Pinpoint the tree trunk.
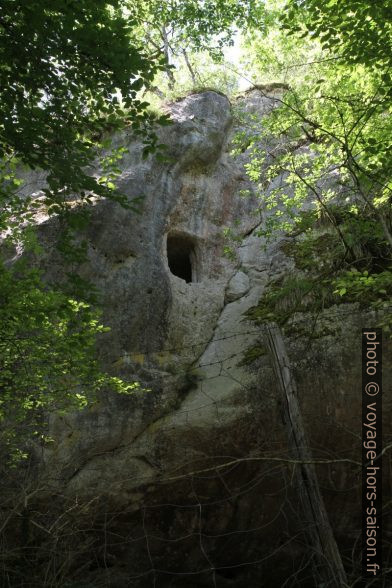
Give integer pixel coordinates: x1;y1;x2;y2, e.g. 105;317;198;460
161;26;175;90
182;49;197;86
265;322;348;587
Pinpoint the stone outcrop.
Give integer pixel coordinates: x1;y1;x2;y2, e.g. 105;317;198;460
13;90;391;587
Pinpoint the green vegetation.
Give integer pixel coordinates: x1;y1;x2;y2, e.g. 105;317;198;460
239;0;392;339
0;260;140;464
0;0;158;464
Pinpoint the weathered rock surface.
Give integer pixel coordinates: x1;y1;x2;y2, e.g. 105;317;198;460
14;89;391;587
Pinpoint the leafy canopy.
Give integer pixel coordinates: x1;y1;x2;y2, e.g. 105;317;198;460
129;0;264;99
282;0;392;71
239;0;392;335
0;0;172;222
0;259;140;464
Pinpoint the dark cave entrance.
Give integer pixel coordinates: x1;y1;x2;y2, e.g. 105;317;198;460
166;233;197;283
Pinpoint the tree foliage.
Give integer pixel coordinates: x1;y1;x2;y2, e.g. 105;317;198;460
0;0;154;462
240;0;392;335
283;0;392;70
131;0;264;97
0;259;140;464
0;0;169;214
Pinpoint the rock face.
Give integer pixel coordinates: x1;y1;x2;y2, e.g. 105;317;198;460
19;90;391;587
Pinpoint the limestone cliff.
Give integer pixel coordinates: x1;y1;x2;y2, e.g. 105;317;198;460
9;90;391;587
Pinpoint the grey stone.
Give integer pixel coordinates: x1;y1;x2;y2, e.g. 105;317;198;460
7;88;390;587
225;270;250;302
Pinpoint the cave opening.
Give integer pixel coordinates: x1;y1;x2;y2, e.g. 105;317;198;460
167;234;197;283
